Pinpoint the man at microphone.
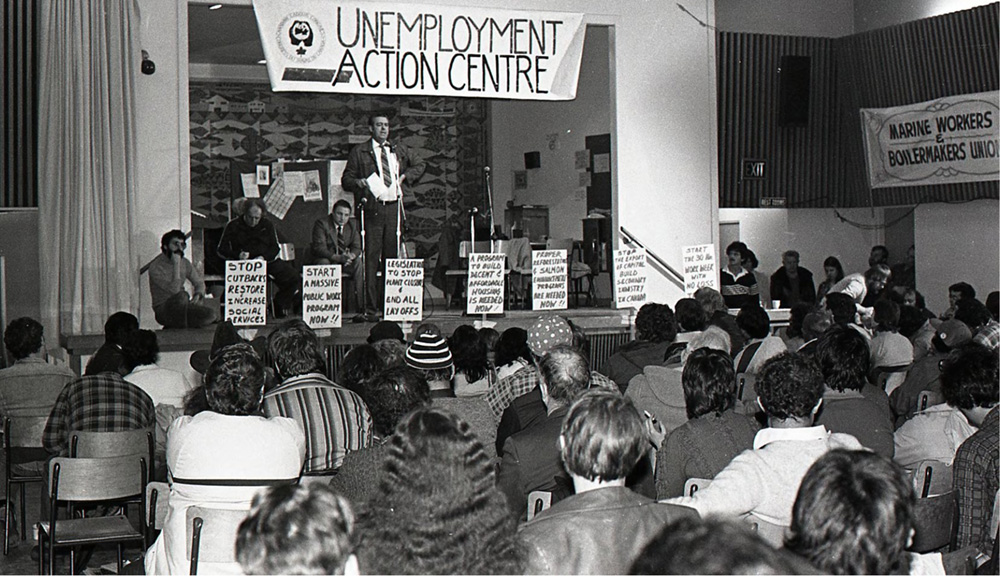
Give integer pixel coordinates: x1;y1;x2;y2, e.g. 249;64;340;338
342;113;425;317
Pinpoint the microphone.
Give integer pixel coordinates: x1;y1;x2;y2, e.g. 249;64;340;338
469;207;479;215
360;196;369;205
484;166;491;174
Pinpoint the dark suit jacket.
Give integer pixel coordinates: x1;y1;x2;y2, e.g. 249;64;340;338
311;216;361;262
341;138;425;211
497;406;573;521
769;266;816;308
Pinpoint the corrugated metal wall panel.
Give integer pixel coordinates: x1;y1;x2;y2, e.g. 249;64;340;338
2;0;37;209
719;3;999;209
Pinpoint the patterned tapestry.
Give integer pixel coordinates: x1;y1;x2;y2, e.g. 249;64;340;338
189;83;489;260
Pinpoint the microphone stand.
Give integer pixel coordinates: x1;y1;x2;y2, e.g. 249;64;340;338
484;166;498;250
353;198;379;323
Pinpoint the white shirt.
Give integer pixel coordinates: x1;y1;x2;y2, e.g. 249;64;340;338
370;139;399;201
894;404;976;468
125;364;195;408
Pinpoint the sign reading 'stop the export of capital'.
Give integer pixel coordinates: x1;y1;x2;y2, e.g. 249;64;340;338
253;0;587;100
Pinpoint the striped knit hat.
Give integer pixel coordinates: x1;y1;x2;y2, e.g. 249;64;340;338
405;333;453;370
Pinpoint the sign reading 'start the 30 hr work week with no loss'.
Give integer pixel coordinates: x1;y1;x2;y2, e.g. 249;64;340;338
226;260;268;326
467;253;506;314
302;265;342;329
682;244;718;297
532;249;567;310
384;259;424;322
614;248;647;310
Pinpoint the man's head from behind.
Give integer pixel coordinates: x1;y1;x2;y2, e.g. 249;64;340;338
941;343;999;426
736;304;770;340
815;325;869;393
104;311;138;346
954;297;993;330
755;352;824;422
824;292;857;325
538;345;590;411
785;449;914;575
694;287;727;315
121;329;159;371
236;483;358;576
268;320;325;380
682;347;737;420
205;344;266;416
560;391;646;483
634;303;677;344
4;317;44;360
675;298;707;332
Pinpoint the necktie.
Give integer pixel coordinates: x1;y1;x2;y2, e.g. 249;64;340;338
380;144;392;188
336;225;344;253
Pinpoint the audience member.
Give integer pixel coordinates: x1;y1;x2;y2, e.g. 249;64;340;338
890;318;972;425
893;343;989;467
479;326;500;365
986;290;999;321
370;338;406;367
519;392;696;574
780;302;812;352
626;327;730;437
869;244;890;268
955;297;1000;351
673;297;708;350
264;320;372;475
815;256;845;302
494;327;532;381
663;353;863;545
497;345;591;520
770;250;816;308
940;281;977;320
217;198;301;317
785;449;927;575
236;483;359;576
337;344;386;398
949;345;999;555
797;309;832;356
144;344;305;575
122;329;194;408
603;303;677;393
329;365;429;506
899;304;937;361
355;408;523;574
813;326;894;458
828;264;891;320
84;311;138;375
889;244;916;294
148;229;218;328
1;317;76;421
720;242;758;309
732;304;786;376
631;515;817;574
656;348;759;498
366;319;405;344
694;287;745;354
869;300;914;391
904;288;937;320
826;290;873;344
449;324;495;397
412;321;442;340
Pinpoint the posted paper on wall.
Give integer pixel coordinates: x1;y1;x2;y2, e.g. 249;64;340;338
532;249;567;310
302;265;342;329
682;244;718;296
467;253;506;314
614;248;647;310
384;259;424;322
225;260;268;326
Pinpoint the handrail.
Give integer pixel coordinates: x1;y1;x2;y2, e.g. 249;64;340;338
619;226;686;289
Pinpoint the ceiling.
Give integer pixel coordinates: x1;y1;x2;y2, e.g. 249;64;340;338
188;4;264;66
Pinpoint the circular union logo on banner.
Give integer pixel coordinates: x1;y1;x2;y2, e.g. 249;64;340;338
276;13;325;63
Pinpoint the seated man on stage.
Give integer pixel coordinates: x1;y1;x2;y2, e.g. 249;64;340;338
311;199;363;311
218;198;301;318
149;229;219;329
342;113;425;317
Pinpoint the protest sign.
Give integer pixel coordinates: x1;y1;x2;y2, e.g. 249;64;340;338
614;248;647;310
682;244;718;296
302;265;342;329
252;0;586;100
225;260;268;326
532;249;567;310
384;259;424;322
467;253;506;314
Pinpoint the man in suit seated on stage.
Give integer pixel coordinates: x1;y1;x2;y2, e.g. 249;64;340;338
311;199;363;311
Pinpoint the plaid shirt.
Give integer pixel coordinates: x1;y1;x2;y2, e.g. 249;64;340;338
262;373;373;473
485;364;618;420
42;372;155;456
953;406;999;554
973;320;1000;351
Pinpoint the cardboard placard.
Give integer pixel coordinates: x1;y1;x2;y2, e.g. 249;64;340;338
532;249;568;310
682;244;718;296
225;260;268;326
302;265;342;329
614;248;647;310
467;253;506;315
384;259;424;322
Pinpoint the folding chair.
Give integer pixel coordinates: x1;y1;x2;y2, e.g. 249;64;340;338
736;373;757;402
145;481;170;541
37;455;148;575
917;389;945;412
910;459;953;498
186;505;252;575
526;491;552;521
683;477;711;497
3;416;48;555
70;427;156;482
906;459;957;553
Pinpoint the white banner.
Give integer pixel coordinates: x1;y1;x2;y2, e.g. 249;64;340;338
252;0;586;100
302;265;343;329
861;91;999;188
384;258;424;322
682;244;717;297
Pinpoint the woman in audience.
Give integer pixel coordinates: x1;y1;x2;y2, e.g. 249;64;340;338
329;365;430;506
494;327;532;381
354;407;524;574
145;344;306;575
449;324;495;397
338;344;386;398
816;256;845;301
869;300;914;379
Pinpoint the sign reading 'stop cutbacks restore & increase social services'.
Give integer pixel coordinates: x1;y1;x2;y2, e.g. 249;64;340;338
252;0;586;100
861;91;999;189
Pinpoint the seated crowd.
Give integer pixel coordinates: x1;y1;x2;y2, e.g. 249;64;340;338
0;241;997;575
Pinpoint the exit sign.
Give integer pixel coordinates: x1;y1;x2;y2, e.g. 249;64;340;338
742;159;766;180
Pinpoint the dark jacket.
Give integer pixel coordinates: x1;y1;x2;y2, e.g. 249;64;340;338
497;407;573;521
341;138;425;213
602;340;670;393
519;486;697;575
217;216;281;261
310;216;361;262
769;266;816;308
